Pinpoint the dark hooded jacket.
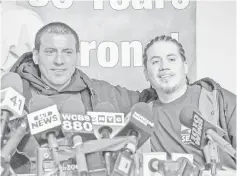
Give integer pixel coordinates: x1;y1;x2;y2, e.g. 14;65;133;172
9;52;140;174
10;52;140;114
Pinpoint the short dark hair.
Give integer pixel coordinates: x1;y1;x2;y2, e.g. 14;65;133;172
143;35;186;69
34;22;79;52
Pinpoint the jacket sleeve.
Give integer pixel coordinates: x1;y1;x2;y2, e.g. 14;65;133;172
226;105;236;149
91;79;140;114
139;87;158;103
222;88;236;149
113;84;140;113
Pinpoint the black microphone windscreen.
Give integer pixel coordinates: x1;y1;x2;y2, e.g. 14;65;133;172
130;102;153;121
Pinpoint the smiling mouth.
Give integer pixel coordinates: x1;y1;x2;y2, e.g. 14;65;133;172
158;75;173;79
51;69;66;72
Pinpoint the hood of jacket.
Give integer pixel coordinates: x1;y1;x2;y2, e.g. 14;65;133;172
10;52;95;96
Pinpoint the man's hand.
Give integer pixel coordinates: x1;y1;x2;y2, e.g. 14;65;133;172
139;88;158;103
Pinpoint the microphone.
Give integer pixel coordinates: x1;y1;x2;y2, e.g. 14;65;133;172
148;157;199;176
0;72;25;144
111;132;137;176
148;158;167;174
27;95;64;173
179;107;237;159
89;102;125;176
60;97;96;176
0;118;28;176
87;102;125;140
111;102;154;176
1;118;28;170
116;102;154;149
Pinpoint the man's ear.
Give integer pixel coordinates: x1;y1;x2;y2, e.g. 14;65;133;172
184;61;188;75
33;49;39;65
144;68;149;81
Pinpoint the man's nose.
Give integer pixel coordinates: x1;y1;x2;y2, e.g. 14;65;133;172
54;52;65;65
159;59;169;70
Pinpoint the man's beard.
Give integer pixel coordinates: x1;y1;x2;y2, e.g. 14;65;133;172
160;84;178;94
156;79;184;94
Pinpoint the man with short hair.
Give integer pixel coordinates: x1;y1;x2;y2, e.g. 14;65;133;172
139;35;236;170
10;22;140;174
11;22;139;111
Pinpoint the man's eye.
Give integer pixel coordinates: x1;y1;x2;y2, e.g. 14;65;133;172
64;50;73;55
152;60;160;65
45;50;55;55
168;57;176;62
